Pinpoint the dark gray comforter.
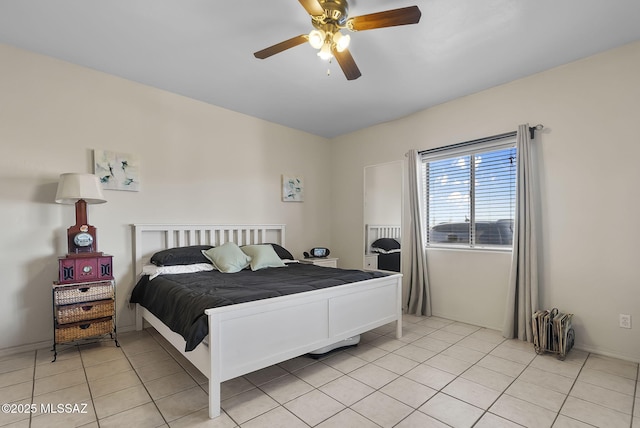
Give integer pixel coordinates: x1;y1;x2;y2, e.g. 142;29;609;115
130;263;388;351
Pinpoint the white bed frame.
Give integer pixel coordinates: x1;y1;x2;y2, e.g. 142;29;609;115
365;224;402;253
132;224;403;418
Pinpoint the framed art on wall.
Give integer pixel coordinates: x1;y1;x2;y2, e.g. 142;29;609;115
94;150;140;191
282;174;304;202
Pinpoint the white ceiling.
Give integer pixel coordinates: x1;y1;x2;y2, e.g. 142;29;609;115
1;0;639;138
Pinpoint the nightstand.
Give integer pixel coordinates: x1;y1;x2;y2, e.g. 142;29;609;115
52;254;118;361
364;254;378;270
299;257;338;268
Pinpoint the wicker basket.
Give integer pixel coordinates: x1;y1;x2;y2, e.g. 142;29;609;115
55;317;113;343
54;281;114;305
56;299;114;325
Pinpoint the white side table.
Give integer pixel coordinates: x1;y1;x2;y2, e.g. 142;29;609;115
364;254;378;270
299;257;338;268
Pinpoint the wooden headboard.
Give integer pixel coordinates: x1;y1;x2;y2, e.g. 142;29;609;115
132;224;286;280
365;224;401;253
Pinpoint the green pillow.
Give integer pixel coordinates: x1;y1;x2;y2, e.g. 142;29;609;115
201;242;251;273
242;244;287;271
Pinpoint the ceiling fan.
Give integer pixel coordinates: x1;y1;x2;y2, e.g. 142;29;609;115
253;0;422;80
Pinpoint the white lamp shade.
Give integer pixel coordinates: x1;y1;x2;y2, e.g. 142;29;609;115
317;43;333;60
55;173;107;204
333;32;350;52
308;29;325;49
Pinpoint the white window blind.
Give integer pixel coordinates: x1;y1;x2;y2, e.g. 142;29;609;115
422;134;517;248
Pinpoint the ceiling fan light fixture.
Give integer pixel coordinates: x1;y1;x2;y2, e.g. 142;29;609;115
253;1;422;81
333;32;350;52
308;29;325;49
317;43;333;60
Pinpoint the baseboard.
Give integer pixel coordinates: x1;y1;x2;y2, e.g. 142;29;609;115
118;321;151;332
0;324;140;359
430;311;502;332
573;343;640;364
0;339;51;359
431;312;640;364
117;324;138;334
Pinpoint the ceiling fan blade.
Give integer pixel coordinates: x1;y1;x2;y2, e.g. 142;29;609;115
298;0;324;16
347;5;421;31
254;35;308;59
333;47;361;80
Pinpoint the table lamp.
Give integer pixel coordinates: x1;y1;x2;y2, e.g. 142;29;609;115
55;173;106;256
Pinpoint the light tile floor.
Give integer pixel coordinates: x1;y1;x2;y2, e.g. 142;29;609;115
1;315;638;427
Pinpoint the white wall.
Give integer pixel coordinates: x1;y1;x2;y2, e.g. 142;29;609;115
0;44;331;353
364;161;402;226
330;41;640;362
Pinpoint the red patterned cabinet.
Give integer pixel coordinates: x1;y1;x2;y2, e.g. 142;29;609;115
58;254;113;284
52;254;118;361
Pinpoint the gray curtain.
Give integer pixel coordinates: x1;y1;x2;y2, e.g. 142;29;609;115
502;124;539;341
406;149;431;316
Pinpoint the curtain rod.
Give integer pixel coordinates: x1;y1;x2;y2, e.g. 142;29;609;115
416;124;544;156
418;131;515;156
529;124;544;139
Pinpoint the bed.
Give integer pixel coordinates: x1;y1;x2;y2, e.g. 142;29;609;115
365;224;402;272
131;223;403;418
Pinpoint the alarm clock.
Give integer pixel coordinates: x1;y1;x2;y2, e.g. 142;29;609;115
304;247;330;258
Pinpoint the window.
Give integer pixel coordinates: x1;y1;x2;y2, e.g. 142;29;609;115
422;134;516;249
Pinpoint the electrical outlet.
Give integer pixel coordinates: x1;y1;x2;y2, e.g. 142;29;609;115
619;314;631;329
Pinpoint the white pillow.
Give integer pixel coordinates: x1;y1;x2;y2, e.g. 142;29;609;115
371;247;401;255
142;263;214;280
241;244;286;271
202;242;252;273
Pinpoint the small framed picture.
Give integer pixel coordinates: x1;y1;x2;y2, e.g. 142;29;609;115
282;175;304;202
94;149;140;191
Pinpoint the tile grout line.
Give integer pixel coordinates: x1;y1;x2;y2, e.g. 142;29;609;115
145;329;217;425
367;320;450;426
383;319;505;427
118;330;173;427
236;321;427;427
630;364;639;428
439;330;519;428
317;320;437;428
250;367;316;427
394;321;592;427
421;321;509;427
225;327;393;427
78;344;103;428
29;349;37;427
466;338;524;428
370;318;464;427
548;351;590;428
413;329;484;427
165;334;224;417
559;355;639;426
